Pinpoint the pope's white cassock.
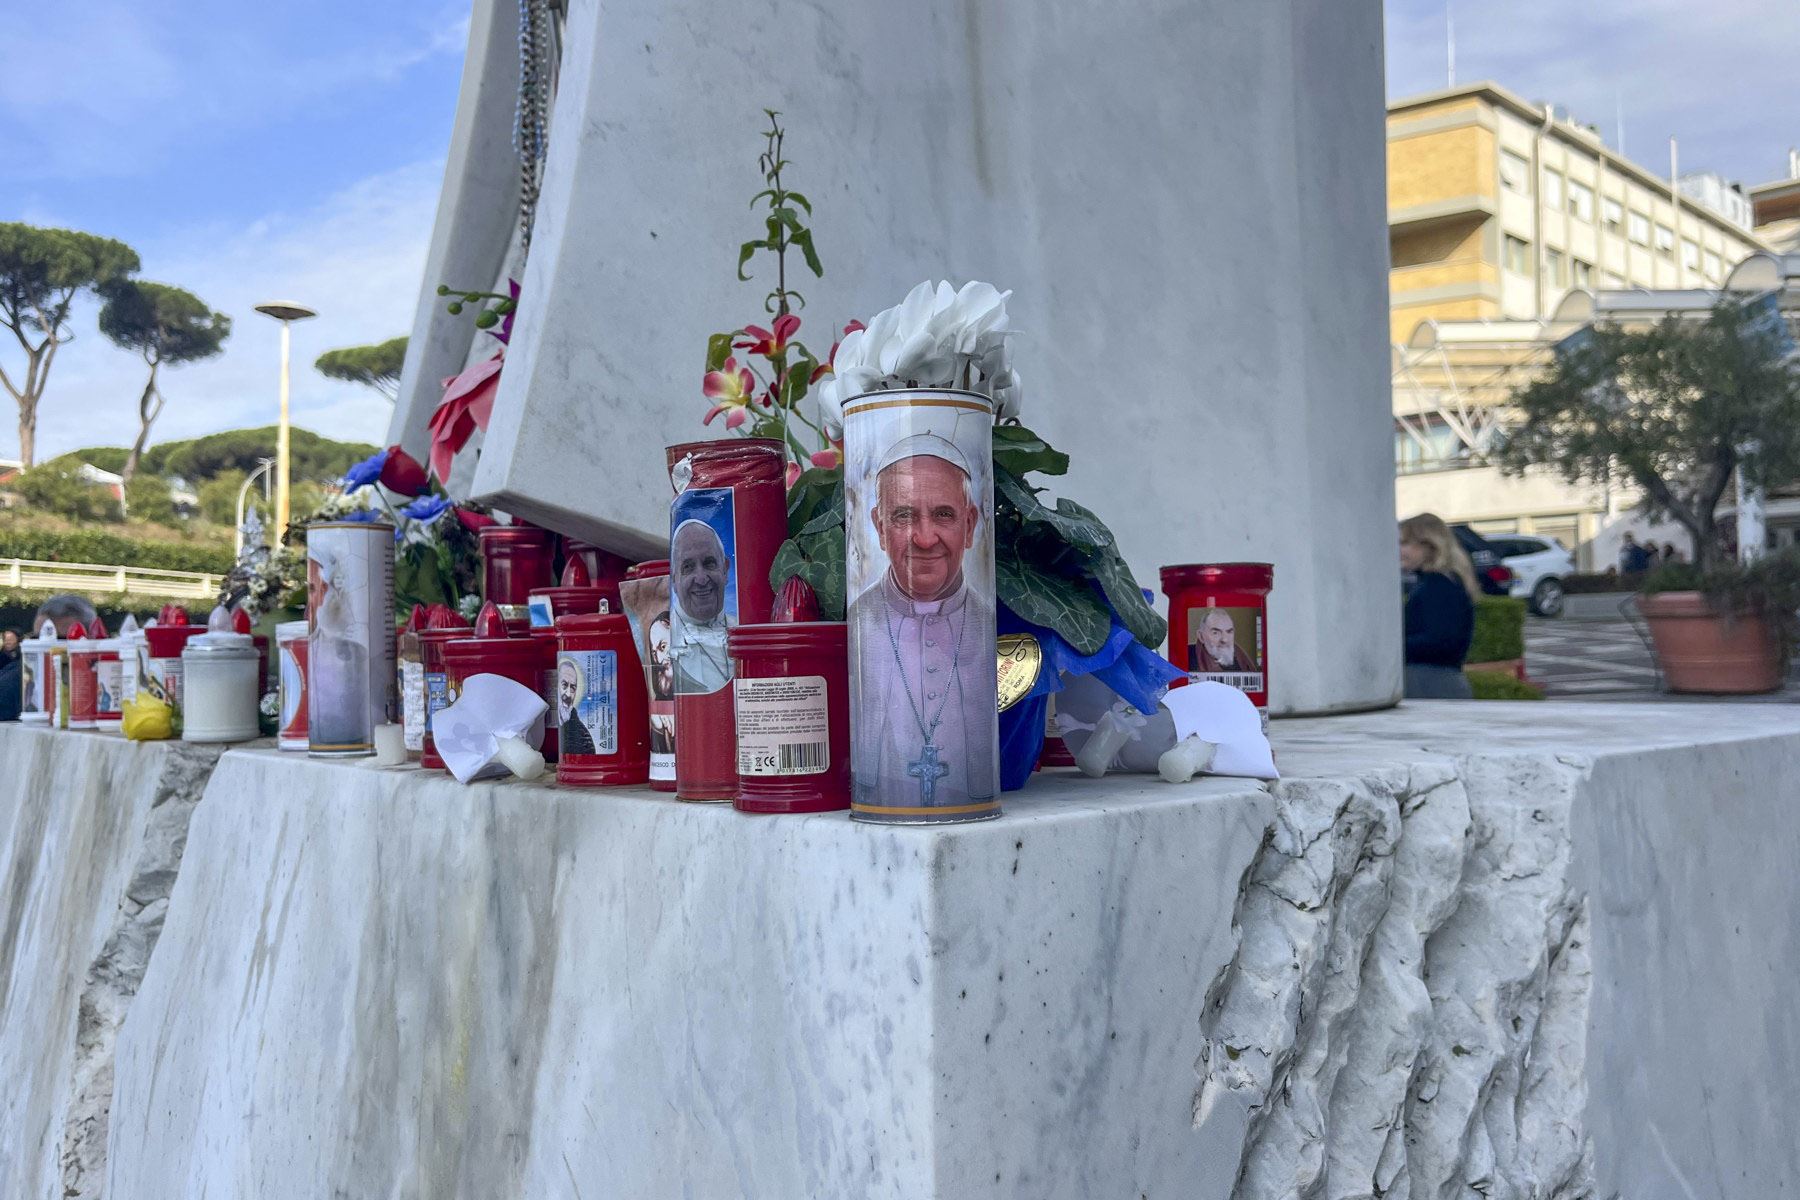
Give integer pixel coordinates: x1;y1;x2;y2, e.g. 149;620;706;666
672;599;733;694
849;571;998;809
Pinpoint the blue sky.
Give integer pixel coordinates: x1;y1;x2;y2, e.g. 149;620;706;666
1386;0;1800;185
0;0;467;463
4;2;1797;465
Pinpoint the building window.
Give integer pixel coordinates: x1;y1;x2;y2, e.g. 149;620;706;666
1603;197;1625;232
1504;235;1531;274
1568;180;1595;222
1682;239;1701;271
1705;250;1723;278
1628;211;1651;245
1500;149;1530;192
1602;270;1626;288
1394;417;1469;474
1572;259;1593;290
1542;168;1564;209
1655;224;1675;256
1545;248;1565;287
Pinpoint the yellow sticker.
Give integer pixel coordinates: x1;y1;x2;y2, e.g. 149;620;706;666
996;633;1042;713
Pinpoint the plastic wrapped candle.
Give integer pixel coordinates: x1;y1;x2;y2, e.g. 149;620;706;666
180;629;261;743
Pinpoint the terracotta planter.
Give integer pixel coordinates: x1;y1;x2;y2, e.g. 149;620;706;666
1638;591;1784;694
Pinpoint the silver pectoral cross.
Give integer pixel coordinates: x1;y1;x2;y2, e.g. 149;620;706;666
907;742;951;804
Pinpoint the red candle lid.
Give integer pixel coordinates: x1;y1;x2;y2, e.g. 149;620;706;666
88;615;110;639
729;621;847;657
478;524;552;547
1160;562;1274;594
145;623;206;656
556;612;632;637
440;601;542;671
67;622;88;642
231;608;252;634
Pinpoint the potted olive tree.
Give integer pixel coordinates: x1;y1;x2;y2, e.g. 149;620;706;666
1501;298;1800;693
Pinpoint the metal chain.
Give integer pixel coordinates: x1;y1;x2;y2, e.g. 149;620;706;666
513;0;558;250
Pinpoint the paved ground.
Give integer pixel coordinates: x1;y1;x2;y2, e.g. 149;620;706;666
1526;612;1799;702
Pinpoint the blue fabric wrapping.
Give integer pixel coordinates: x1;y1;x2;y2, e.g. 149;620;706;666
994;599;1185;791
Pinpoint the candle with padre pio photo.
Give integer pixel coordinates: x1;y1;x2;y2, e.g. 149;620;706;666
306;520;398;756
842;389;1000;824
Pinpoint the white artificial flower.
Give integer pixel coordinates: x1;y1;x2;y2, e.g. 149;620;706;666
819;279;1025;433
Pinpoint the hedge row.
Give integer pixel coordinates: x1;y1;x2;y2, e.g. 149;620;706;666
1561;572;1638;595
0;529;236;575
1469;595;1527;664
0;589;205;637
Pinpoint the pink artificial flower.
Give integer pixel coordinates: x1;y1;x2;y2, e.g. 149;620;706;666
703;356;757;430
785;461;802;489
809;447;841;470
735;313;801;358
428;350;504;480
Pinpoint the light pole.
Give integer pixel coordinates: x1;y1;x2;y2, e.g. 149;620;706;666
254;301;318;541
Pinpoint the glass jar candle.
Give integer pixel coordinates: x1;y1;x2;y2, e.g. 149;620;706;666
619;560;676;792
419;607;473;770
181;632;261;742
479;524;556;621
276;619;310;751
1160;562;1273;722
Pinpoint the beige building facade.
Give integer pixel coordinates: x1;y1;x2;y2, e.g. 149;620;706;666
1388;83;1769;568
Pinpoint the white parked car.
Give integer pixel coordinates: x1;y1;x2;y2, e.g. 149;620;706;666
1487;534;1576;617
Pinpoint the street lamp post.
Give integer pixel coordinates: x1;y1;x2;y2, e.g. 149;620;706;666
254;301;318;541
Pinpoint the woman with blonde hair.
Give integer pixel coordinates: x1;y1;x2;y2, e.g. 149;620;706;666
1398;513;1478;699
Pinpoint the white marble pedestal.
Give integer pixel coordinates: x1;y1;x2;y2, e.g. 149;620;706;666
4;704;1797;1198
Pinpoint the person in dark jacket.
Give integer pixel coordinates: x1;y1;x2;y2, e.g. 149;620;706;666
1399;513;1478;699
0;628;20;723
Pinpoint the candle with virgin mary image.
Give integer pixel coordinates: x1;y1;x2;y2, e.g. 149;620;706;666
306;521;397;756
843;390;1000;824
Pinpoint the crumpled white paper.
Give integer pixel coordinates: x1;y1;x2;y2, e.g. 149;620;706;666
819;280;1023;435
1053;673;1278;782
430;673;548;783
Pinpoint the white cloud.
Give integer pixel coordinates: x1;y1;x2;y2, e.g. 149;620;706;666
7;158;445;464
1386;0;1800;184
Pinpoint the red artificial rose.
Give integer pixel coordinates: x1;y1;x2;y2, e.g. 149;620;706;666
378;445;430;497
454;508;498;533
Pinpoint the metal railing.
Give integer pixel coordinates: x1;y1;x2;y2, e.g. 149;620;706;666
0;558;222;600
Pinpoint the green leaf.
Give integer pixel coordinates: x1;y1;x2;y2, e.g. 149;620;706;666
997;550;1112;654
784;190;812;214
785;466;843;533
1089;547;1166;650
992;424;1070;477
737;240;762;281
705;332;733;373
749;188;778;209
769;538;808;594
798;480;844;538
796;526;847;619
790;227;823;277
995;469;1111;552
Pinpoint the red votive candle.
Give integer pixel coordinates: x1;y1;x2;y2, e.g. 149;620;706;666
619;560;676;792
525;622;561;764
1160;562;1274;719
437;602;548;761
529;556;623;628
66;622;98;729
479;524;556;621
564;539;634;588
419;607;473;770
728;622;851;814
554;612;650;786
665;437;787;802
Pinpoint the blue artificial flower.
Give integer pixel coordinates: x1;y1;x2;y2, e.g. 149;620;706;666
342;449;389;492
337;507;382;523
401;494;452;524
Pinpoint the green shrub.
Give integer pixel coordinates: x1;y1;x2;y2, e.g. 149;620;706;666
12;463;122;523
198;469;249;525
0;529;235;574
1468;595;1526;663
124;473;180;526
1466;669;1545;700
0;589;204;637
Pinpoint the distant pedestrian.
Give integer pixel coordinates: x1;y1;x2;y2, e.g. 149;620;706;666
1662;542;1683;563
0;628;20;723
1644;542;1661;568
1399;513;1478;700
1619;533;1650;574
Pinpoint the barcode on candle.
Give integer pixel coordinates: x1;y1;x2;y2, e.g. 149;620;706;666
1192;671;1264;692
777;742;827;772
